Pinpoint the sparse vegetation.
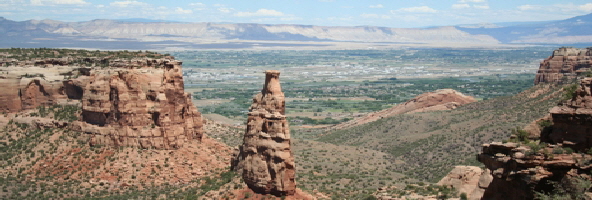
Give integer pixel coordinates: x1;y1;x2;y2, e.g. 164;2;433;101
535;177;592;200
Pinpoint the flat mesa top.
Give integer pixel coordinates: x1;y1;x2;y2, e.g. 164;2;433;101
265;70;281;74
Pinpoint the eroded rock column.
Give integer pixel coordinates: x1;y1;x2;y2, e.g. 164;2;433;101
233;70;296;196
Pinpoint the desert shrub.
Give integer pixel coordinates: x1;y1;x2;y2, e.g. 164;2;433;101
537;120;553;128
535;177;592;200
562;83;578;100
460;193;468;200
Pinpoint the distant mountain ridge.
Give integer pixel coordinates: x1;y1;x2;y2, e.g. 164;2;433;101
0;13;591;49
457;13;592;44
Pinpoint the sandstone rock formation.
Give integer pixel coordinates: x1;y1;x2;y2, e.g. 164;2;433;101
437;166;492;200
0;52;203;149
333;89;476;130
478;142;592;200
73;60;203;149
0;66;77;113
478;78;592;200
534;47;592;85
232;70;296;196
546;78;592;151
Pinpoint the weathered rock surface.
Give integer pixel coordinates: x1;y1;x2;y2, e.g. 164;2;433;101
545;78;592;151
478;142;592;200
333;89;476;130
0;55;203;149
232;70;296;196
534;47;592;85
437;166;492;200
72;60;203;149
478;78;592;200
522;114;552;140
0;66;77;113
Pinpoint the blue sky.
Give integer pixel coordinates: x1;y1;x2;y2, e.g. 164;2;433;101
1;0;591;27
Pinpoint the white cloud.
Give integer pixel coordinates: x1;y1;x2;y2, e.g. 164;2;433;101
517;3;592;12
452;4;470;9
218;7;232;13
579;3;592;12
53;0;88;4
474;4;489;9
369;4;383;8
517;4;538;11
30;0;42;5
235;9;284;17
189;3;206;10
394;6;437;13
361;13;379;18
30;0;88;6
110;1;148;7
361;13;391;19
189;2;205;7
327;16;352;21
175;7;192;14
459;0;485;2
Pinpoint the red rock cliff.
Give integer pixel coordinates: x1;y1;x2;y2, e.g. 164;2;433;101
73;59;203;149
534;47;592;85
546;78;592;151
232;70;296;196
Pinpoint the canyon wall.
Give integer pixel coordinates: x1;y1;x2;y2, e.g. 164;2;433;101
534;47;592;85
232;70;296;196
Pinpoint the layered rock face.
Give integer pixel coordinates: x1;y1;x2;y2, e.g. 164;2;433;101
0;66;76;113
534;47;592;85
0;53;203;149
547;78;592;151
73;60;203;149
333;89;476;130
232;70;296;196
478;78;592;199
478;142;592;200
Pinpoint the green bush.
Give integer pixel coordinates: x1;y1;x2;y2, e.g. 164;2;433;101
562;83;578;100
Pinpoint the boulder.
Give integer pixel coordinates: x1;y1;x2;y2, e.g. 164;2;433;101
437;166;492;200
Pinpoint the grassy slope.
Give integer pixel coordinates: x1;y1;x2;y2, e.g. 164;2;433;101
316;83;565;182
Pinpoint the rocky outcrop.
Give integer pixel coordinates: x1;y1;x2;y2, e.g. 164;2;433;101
0;52;203;149
546;78;592;151
0;67;76;113
534;47;592;85
437;166;492;200
232;70;296;196
478;142;592;200
72;60;203;149
332;89;476;130
478;78;592;200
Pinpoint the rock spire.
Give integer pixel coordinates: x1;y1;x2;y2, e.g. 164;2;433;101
233;70;296;196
